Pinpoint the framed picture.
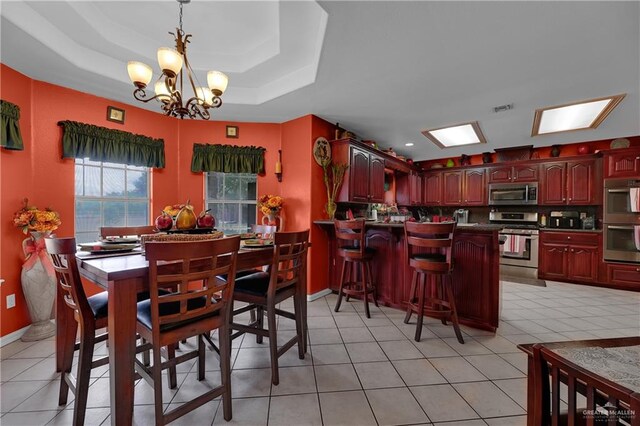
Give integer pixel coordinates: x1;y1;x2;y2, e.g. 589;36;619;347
107;106;125;124
226;125;239;138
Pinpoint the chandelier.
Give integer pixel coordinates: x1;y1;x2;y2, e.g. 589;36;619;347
126;0;228;120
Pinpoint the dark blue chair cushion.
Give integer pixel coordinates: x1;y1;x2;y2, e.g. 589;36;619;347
87;289;172;320
233;271;272;297
340;246;375;254
216;269;262;282
136;294;217;331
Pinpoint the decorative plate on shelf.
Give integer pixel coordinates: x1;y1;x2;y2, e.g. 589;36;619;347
313;137;331;166
611;138;630;149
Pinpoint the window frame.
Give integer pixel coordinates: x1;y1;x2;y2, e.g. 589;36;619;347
205;172;258;234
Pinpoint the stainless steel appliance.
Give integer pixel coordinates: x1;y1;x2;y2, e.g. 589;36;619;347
490;211;539;278
488;182;538;206
453;209;469;224
603;179;640;263
548;211;581;229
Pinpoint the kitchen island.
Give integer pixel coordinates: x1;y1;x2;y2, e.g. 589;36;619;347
314;221;502;332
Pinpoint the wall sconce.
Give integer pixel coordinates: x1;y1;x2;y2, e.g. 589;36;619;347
275;149;282;182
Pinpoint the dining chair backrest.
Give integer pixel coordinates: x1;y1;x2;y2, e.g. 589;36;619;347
45;237;93;324
144;236;241;332
268;230;310;297
251;225;278;239
404;221;456;273
100;225;158;239
334;219;366;256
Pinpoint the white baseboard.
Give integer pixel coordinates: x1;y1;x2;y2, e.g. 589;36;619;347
0;325;31;347
307;288;332;302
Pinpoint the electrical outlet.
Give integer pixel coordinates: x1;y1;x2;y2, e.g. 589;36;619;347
6;294;16;309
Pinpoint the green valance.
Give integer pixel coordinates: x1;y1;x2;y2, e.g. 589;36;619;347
191;143;266;174
1;100;24;150
58;120;165;168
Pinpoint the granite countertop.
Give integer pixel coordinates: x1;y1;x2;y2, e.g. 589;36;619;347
313;220;503;232
539;228;602;233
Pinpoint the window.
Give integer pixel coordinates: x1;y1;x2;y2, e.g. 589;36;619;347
74;158;150;243
206;172;257;234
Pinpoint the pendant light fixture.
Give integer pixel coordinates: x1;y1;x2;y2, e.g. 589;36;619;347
127;0;228;119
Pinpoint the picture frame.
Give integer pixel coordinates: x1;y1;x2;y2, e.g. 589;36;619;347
226;125;239;138
107;106;125;124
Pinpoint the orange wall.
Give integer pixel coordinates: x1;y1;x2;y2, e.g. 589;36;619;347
0;65;284;337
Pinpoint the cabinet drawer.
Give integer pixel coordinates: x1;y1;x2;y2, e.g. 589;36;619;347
606;263;640;286
540;231;599;246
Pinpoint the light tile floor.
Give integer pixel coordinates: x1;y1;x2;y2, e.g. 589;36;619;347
1;280;639;425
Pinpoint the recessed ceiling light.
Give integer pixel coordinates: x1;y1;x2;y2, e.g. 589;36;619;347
532;94;625;136
421;121;487;149
405;142;414;147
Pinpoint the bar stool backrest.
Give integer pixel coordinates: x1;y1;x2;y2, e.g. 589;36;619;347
404;221;456;273
334;219;366;256
45;237;93;324
268;230;310;297
100;225;158;239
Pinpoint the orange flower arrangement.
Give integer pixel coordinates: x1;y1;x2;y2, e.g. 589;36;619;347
13;198;61;234
258;195;284;216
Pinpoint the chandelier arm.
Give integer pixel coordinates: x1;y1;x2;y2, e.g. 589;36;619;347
133;88;170;104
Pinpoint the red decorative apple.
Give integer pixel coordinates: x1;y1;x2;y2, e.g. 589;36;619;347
197;209;215;229
577;145;590;155
155;211;173;231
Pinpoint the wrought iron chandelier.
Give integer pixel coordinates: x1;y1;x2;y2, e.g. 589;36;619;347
126;0;228;120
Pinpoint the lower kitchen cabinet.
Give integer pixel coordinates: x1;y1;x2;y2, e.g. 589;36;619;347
606;263;640;289
539;231;600;283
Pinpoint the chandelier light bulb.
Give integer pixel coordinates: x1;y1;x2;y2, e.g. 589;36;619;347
154;80;172;102
196;87;214;106
127;61;153;88
207;71;229;96
157;47;183;78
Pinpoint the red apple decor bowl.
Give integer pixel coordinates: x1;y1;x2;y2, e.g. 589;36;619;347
196;209;216;229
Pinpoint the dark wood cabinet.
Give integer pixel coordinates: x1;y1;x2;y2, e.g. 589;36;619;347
396;172;423;206
539;231;600;283
606;263;640;288
540;162;567;204
605;148;640;178
423;172;442;205
442;171;463;205
335;141;387;203
488;164;538;183
463;169;486;205
540;159;601;205
368;153;386;203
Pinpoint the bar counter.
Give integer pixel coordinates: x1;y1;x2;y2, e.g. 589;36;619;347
314;220;502;332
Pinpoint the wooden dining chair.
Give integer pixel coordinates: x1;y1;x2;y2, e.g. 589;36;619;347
135;236;240;425
45;237;113;426
99;225;157;239
230;230;310;385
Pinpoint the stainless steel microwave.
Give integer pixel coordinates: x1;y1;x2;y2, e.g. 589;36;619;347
488;182;538;206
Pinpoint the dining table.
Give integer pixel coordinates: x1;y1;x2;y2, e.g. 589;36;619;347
56;244;308;426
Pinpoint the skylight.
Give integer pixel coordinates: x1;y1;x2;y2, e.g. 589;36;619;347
421;121;487;149
532;94;625;136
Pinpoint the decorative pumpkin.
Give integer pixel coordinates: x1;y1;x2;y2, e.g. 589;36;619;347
175;202;197;230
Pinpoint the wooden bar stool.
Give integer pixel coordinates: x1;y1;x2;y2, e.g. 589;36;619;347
334;219;378;318
403;221;464;344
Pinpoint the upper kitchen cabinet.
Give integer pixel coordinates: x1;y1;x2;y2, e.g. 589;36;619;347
332;138;390;204
463;169;486;205
488;164;538;183
423;172;442;205
604;147;640;178
396;172;423;206
442;170;463;205
540;158;601;205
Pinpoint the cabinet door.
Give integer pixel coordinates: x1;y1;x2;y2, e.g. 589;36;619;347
487;166;512;183
539;242;568;280
605;151;640;178
513;164;538;182
607;263;640;288
540;162;567;205
368;153;386;203
442;171;463;205
349;147;370;203
463;169;486;205
567;160;599;205
423;172;442;205
409;173;423;205
567;245;599;282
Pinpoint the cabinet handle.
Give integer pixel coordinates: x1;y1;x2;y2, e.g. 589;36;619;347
564;248;568;252
567;236;571;240
571;249;574;252
636;268;640;272
636;157;640;160
569;198;572;201
562;198;566;201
